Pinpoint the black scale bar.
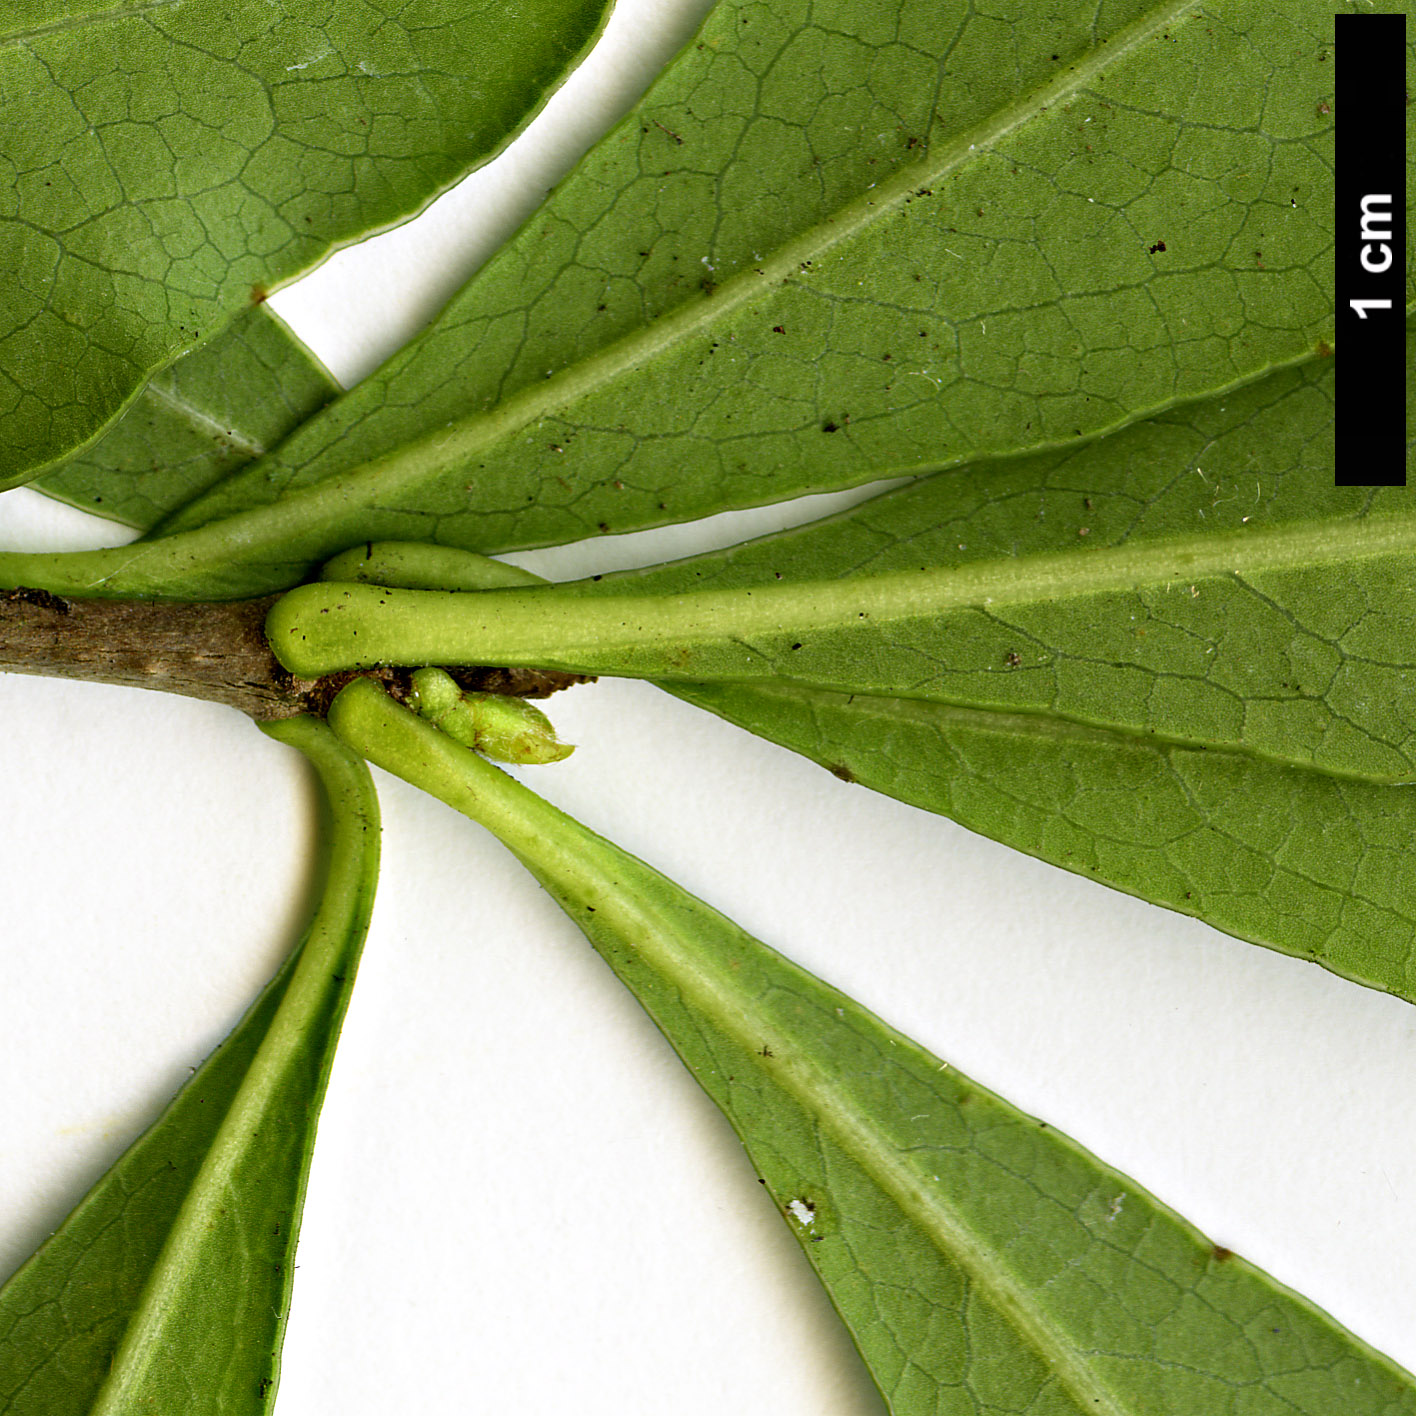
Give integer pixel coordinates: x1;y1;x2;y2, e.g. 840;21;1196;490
1334;12;1408;487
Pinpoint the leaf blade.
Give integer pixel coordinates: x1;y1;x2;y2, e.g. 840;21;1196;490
165;0;1350;547
0;716;379;1416
327;676;1416;1416
672;678;1416;1001
273;349;1416;1000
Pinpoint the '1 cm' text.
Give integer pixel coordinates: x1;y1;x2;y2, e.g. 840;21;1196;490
1349;193;1393;319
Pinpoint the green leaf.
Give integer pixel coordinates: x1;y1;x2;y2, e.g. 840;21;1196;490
5;0;1394;601
0;0;614;489
0;716;379;1416
28;306;338;532
326;675;1416;1416
322;516;1416;1003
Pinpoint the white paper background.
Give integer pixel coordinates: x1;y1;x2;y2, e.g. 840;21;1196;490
2;3;1413;1411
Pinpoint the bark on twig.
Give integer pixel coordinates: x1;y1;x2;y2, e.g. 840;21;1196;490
0;589;589;720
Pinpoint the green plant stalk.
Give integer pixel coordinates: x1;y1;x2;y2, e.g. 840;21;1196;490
272;516;1414;681
19;432;1380;600
268;515;1416;785
319;541;545;592
0;490;415;602
324;676;1416;1416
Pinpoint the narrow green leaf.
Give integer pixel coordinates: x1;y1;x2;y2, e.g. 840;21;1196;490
0;717;379;1416
0;0;613;488
327;675;1416;1416
312;526;1416;1004
269;357;1416;785
28;306;338;532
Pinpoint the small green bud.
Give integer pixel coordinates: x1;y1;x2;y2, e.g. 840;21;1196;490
409;666;462;721
409;667;573;765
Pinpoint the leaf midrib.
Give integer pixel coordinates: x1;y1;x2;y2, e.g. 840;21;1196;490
677;679;1416;789
582;508;1412;628
87;945;333;1413
333;507;1409;677
145;378;266;462
245;0;1206;513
